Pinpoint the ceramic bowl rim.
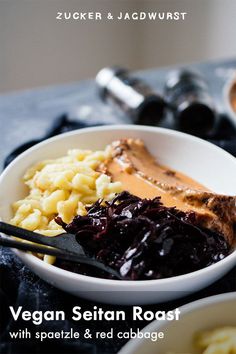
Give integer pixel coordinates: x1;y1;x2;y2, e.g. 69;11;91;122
0;124;236;288
118;291;236;353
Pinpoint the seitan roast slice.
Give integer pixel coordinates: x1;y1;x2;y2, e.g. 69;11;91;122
101;139;236;246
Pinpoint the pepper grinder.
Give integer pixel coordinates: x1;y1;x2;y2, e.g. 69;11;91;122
96;66;166;125
165;70;218;136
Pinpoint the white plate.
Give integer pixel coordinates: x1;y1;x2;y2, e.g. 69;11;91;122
119;292;236;354
0;125;236;304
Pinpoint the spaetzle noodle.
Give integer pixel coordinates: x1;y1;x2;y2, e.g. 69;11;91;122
10;146;123;263
167;327;236;354
196;327;236;354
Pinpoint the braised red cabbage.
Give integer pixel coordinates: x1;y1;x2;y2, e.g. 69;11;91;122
55;191;230;280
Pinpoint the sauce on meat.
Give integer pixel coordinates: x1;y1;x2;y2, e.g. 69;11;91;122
104;139;209;213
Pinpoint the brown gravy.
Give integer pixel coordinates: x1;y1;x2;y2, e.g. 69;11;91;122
105;139;209;214
230;82;236;112
107;159;209;213
114;138;206;190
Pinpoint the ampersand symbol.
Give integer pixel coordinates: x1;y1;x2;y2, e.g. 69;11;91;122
84;329;92;339
107;12;113;20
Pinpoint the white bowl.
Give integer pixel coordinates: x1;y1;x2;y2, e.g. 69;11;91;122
119;292;236;354
0;125;236;305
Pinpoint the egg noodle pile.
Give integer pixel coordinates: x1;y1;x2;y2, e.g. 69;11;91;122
10;146;122;264
196;327;236;354
168;327;236;354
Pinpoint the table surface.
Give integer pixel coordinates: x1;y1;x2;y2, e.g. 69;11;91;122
0;58;236;354
1;57;236;167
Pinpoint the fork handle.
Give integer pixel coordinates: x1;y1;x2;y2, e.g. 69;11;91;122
0;234;71;258
0;221;58;247
0;234;123;279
